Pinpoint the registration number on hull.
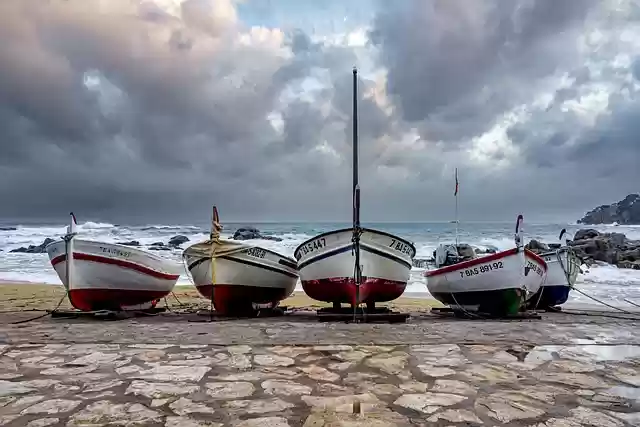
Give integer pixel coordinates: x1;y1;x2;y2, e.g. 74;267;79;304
459;261;504;278
246;247;267;259
296;237;327;260
526;261;544;277
99;246;132;259
388;239;413;257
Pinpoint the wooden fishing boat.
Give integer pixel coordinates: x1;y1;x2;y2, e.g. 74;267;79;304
182;207;298;315
46;213;181;311
425;215;547;315
295;68;415;308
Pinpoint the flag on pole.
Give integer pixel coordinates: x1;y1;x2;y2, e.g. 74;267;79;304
454;168;459;196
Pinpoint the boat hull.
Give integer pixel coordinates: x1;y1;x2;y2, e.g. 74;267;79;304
183;243;298;315
46;239;181;312
425;248;547;315
527;249;580;309
294;228;415;305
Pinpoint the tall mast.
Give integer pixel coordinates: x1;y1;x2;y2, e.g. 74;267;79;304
353;67;360;229
352;67;362;318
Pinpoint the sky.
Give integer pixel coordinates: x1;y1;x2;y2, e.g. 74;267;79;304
1;0;639;224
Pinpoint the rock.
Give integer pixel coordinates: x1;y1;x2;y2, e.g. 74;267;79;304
168;235;189;247
0;380;36;396
299;365;340;382
232;227;283;242
131;364;210;382
235;417;290;427
225;398;293;414
168;397;215;416
393;392;468;414
149;244;171;251
9;238;55;254
475;392;546;423
20;399;81;414
125;380;200;399
261;379;312;396
254;354;295;367
26;418;59;427
68;400;162;426
578;194;640;225
206;382;255;399
119;240;140;247
365;351;409;374
526;239;551;254
477;244;499;254
575;229;601;241
568;229;640;268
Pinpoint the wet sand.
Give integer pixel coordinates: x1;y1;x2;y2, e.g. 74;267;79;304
1;282;639;426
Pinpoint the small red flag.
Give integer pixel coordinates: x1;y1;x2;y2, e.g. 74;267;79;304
454;168;459;196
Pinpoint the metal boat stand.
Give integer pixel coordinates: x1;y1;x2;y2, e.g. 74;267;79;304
316;304;410;323
50;307;166;320
430;306;541;320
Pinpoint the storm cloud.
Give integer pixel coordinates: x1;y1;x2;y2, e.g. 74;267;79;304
0;0;639;224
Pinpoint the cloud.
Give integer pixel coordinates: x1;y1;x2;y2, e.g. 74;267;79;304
0;0;639;224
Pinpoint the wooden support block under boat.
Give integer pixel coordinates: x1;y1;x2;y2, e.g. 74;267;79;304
430;306;542;320
315;305;410;323
50;307;166;320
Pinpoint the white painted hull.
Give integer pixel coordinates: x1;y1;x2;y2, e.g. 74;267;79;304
539;249;580;287
46;239;182;311
294;228;415;303
426;248;547;308
182;240;298;313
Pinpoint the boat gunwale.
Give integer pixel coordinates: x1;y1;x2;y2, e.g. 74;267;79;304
293;227;416;259
45;238;181;266
424;247;547;278
182;239;297;265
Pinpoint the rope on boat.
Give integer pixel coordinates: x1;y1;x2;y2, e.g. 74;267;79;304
11;288;69;324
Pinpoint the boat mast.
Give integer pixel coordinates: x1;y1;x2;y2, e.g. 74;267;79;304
454;168;459;247
352;67;362;316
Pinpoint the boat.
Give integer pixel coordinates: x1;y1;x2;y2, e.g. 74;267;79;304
425;215;547;315
294;68;416;309
182;206;298;315
527;229;581;309
46;213;182;311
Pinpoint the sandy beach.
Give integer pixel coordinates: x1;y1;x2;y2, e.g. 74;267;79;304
0;282;442;314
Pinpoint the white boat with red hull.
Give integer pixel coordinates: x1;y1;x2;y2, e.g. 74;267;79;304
295;67;415;309
295;228;415;306
182;207;298;315
425;215;547;315
46;213;182;312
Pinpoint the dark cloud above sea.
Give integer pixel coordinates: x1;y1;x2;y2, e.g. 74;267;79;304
0;0;639;224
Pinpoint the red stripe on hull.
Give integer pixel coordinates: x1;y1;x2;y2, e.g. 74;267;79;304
68;289;168;312
425;248;547;278
301;277;407;305
51;253;180;281
195;284;291;316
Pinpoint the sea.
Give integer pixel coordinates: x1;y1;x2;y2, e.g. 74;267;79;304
1;220;640;310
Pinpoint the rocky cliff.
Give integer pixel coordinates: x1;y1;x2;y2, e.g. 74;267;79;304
577;194;640;225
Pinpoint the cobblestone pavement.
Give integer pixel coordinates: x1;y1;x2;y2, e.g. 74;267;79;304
0;312;639;426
